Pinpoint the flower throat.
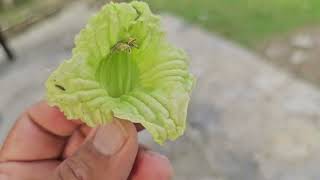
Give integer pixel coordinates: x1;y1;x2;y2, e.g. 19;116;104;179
96;38;140;98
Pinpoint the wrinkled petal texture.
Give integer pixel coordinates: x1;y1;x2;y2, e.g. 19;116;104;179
46;1;194;144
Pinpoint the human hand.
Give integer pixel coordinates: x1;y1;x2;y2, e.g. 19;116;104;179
0;101;172;180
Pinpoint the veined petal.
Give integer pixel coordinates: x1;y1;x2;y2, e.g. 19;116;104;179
46;1;195;144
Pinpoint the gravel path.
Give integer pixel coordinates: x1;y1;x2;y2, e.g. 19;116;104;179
1;2;320;180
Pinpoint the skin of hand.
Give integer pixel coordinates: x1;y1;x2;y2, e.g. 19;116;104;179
0;101;173;180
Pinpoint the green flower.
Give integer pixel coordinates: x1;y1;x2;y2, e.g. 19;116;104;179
45;1;194;144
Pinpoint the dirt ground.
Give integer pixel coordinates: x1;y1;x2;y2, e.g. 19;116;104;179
258;27;320;88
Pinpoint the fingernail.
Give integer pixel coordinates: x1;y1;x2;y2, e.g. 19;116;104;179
93;120;128;155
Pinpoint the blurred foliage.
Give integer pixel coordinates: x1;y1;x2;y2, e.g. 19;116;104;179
0;0;35;27
139;0;320;47
0;0;31;9
0;0;72;30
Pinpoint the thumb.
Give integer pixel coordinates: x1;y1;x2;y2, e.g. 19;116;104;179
53;119;138;180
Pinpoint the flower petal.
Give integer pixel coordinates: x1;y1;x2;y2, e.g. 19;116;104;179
46;1;194;144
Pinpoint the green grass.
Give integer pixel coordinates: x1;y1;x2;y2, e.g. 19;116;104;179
139;0;320;46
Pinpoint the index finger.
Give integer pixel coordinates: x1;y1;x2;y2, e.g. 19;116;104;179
0;101;81;162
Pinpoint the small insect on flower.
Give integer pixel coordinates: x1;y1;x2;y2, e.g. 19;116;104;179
113;43;131;52
55;84;66;91
112;37;138;53
127;37;138;48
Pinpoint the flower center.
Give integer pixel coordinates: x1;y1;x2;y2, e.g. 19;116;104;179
96;50;140;98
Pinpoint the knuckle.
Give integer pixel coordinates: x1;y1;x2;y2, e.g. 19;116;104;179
57;157;93;180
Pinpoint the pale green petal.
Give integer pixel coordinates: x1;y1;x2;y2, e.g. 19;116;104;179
46;1;194;144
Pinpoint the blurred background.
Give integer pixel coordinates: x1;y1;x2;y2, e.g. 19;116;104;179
1;0;320;179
